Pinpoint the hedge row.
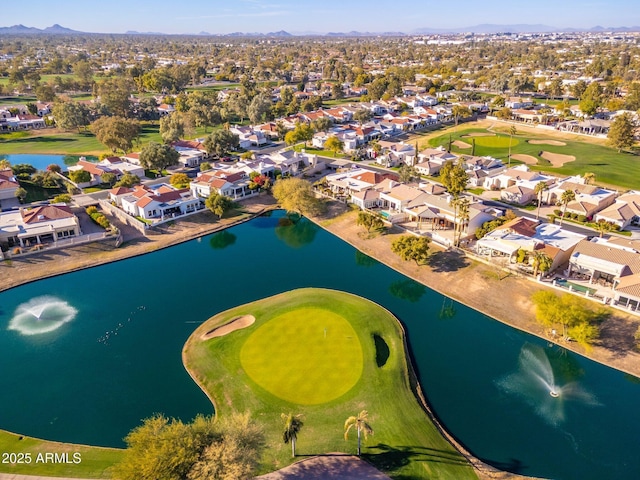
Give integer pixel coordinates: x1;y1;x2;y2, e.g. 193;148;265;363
86;206;111;230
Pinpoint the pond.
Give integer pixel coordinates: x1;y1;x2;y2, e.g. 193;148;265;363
1;210;639;480
0;154;97;171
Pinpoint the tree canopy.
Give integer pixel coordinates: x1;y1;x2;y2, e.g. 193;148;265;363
271;177;324;217
139;142;180;171
92;116;140;153
607;112;636;152
356;211;384;234
113;413;263;480
532;291;602;350
204;129;240;157
391;235;431;265
205;192;236;218
439;160;468;198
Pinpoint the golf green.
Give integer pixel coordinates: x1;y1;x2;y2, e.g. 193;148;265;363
472;136;518;148
240;308;363;404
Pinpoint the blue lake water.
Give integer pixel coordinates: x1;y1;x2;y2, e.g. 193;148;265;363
0;154;97;171
1;210;640;479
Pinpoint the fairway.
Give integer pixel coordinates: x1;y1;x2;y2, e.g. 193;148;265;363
429;126;640;190
183;288;477;479
240;308;363;404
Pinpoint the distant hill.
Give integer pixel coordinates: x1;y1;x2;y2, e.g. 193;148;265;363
0;24;83;34
412;23;640;34
326;31;405;37
2;23;640;37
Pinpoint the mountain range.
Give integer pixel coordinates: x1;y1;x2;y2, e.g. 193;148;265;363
1;23;640;36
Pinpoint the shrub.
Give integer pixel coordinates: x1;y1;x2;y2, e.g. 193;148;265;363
86;206;98;215
578;215;587;223
554;209;563;216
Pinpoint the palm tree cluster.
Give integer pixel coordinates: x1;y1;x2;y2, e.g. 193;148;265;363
280;409;374;458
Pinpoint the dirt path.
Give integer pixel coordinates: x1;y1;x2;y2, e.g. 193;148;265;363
256;454;392;480
312;207;640;379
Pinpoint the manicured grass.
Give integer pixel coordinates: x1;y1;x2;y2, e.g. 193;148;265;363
0;96;37;106
0;429;122;478
429;127;640;190
471;136;518;148
240;308;363;405
293;145;346;159
0;123;165;156
183;288;477;479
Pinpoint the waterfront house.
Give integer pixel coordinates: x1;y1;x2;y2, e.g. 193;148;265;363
0;204;82;249
476;217;585;272
120;184;203;221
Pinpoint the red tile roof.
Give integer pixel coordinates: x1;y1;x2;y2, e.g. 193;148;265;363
21;205;74;224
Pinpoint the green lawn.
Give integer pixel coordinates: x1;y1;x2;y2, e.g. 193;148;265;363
293;145;346;159
183;288;477;480
0;429;122;478
429;127;640;190
0;96;38;106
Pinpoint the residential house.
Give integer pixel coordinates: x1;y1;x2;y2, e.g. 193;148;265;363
189;169;256;200
68;158;145;187
0;168;20;201
325;168;397;206
157;104;176;116
414;147;458;176
594;191;640;229
476;217;585;272
375;141;416;167
505;97;534;109
172;139;210;159
120;184;203;221
267;150;318;176
568;237;640;310
0;205;82;249
548;177;617;218
484;165;556;202
230;125;267;148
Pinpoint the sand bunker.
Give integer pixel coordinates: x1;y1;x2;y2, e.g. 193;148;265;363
453;140;472;149
541;151;575;167
528;140;566;146
202;315;255;340
511;154;539;165
462;132;496;137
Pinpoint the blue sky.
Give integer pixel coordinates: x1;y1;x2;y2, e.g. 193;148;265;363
4;0;640;34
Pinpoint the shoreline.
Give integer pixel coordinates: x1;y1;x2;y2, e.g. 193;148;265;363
309;205;640;379
2;198;639;480
0;196;278;294
3;198;639;376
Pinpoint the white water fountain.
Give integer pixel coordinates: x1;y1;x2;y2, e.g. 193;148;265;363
8;296;77;336
497;344;600;425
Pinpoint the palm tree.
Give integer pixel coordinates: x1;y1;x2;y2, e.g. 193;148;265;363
534;181;548;220
454;197;470;247
558;189;576;226
508;125;517;166
595;219;613;238
281;413;304;457
532;250;553;279
583;172;596;185
344;410;374;456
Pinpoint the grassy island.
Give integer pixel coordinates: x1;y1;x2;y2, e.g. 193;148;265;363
183;288;477;479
